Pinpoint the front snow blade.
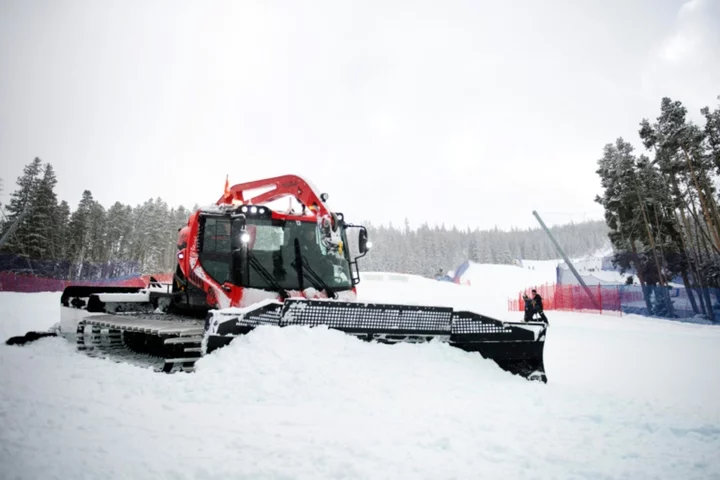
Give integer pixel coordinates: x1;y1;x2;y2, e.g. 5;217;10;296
449;310;547;383
206;299;548;382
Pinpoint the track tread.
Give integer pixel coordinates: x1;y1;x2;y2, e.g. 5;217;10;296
76;314;204;373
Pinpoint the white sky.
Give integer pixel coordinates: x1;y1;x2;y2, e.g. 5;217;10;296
1;0;719;230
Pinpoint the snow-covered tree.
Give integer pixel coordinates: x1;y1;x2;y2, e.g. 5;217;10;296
1;157;42;256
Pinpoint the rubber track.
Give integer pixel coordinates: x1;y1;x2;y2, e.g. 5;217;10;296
76;315;204;373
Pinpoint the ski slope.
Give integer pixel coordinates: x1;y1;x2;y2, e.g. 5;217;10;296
1;264;720;479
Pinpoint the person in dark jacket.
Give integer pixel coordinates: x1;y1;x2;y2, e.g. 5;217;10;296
531;289;548;323
522;293;534;322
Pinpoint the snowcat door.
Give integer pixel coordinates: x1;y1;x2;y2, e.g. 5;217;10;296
229;214;250;287
198;214;234;286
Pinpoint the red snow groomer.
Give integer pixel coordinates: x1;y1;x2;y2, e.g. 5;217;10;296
57;175;548;382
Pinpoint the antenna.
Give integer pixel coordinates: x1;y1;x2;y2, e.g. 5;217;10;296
532;210;601;310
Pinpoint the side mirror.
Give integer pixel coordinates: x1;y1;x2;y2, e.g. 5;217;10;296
358;228;371;255
344;224;371;259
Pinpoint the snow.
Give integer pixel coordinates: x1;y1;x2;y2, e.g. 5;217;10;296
236;286;283;307
2;266;720;479
459;260;558;292
556;259;631;286
96;292;150;303
196;203;234;213
434;262;558;320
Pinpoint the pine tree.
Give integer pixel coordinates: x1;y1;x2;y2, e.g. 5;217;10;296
1;157;42;256
87;201;108;266
28;163;61;260
106;202;134;274
67;190;96;278
54;200;71;263
595;138;658;312
0;177;5;237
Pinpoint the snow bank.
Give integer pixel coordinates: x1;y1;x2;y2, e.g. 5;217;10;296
373;262;559;321
458;261;557;291
357;270;515;320
543;311;720;418
0;292;61;342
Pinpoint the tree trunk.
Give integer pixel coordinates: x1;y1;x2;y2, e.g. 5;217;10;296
636;190;666;287
669;175;706;288
682;147;720;251
630;240;653;314
676;208;706;315
681;192;720;255
677;201;702;281
703;179;720;245
653;206;670;278
679;267;700;314
693;213;716;321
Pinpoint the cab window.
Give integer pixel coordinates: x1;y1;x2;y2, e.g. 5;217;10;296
199;217;231;284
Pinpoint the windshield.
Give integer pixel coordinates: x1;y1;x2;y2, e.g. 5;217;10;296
232;217;352;292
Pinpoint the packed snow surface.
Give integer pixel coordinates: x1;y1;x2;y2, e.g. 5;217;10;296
2;265;720;479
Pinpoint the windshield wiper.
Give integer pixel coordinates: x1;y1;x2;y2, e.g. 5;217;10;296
293;238;337;299
245;249;290;299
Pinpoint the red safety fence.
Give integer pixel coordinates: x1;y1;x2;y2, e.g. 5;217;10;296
508;283;623;317
0;271;173;293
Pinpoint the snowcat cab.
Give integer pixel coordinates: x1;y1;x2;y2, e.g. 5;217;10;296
165;175;370;317
169;201;370;315
44;175;547;382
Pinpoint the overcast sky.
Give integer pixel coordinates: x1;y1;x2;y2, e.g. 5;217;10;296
1;0;719;230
